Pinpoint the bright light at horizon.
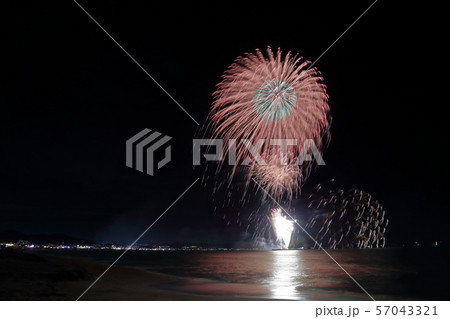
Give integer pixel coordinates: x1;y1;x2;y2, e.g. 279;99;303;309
271;208;294;249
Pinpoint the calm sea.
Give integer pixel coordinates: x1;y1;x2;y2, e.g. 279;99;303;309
37;247;449;300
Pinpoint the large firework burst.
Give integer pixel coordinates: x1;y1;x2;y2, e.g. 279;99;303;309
206;47;331;201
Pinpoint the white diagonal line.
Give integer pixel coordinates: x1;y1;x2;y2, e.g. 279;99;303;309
76;178;199;301
252;178;376;301
72;0;200;126
308;0;378;70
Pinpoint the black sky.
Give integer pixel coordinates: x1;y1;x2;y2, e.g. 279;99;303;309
1;1;448;245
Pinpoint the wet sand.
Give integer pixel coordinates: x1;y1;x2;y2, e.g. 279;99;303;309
0;249;267;300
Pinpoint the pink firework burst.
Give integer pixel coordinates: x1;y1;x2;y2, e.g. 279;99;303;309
207;46;331;201
249;152;302;201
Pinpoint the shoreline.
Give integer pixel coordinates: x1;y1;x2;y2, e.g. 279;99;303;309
2;247;448;301
0;249;271;301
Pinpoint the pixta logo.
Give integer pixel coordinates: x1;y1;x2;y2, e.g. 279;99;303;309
126;128;172;176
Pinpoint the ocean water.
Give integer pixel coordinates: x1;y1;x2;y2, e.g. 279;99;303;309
38;247;450;300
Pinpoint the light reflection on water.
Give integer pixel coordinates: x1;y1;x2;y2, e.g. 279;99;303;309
270;250;305;300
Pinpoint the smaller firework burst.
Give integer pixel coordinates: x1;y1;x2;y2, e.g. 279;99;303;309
305;180;388;249
250;152;303;202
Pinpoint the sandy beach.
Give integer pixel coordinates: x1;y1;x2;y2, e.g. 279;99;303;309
0;249;268;301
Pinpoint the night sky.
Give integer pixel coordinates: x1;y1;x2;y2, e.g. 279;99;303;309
1;1;447;246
